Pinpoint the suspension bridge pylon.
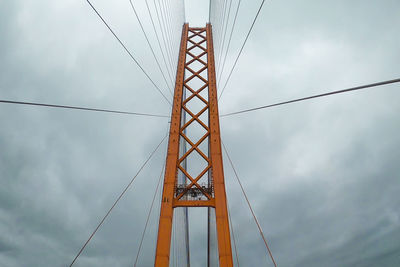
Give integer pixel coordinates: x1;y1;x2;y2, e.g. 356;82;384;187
155;23;233;266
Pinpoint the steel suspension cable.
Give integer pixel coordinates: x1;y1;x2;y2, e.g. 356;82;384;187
209;0;216;24
209;0;215;28
217;0;242;87
175;0;185;76
174;1;182;71
144;0;175;85
161;0;174;62
210;1;220;35
170;0;180;67
167;0;179;72
214;0;225;70
216;0;228;69
0;99;168;118
154;0;175;74
178;0;185;65
216;0;233;76
213;1;223;67
182;1;186;23
208;0;212;22
210;1;220;49
218;0;229;68
128;0;174;95
221;77;400;117
170;0;183;72
213;0;225;73
222;141;277;267
218;0;268;100
165;0;179;69
228;200;240;267
133;160;166;266
168;0;176;67
85;0;171;105
69;134;168;266
171;1;179;72
214;0;226;67
217;0;234;63
183;0;186;22
159;0;174;68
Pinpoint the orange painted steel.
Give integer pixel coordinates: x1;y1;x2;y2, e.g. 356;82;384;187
155;23;233;267
206;23;233;267
154;23;188;267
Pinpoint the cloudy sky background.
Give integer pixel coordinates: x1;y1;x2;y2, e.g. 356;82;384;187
1;0;400;266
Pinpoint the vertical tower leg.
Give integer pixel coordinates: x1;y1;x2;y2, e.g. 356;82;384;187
206;23;233;267
155;23;189;267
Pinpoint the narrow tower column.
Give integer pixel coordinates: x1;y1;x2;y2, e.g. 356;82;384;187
154;23;189;266
206;23;233;267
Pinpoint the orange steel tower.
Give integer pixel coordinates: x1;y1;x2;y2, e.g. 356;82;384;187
155;24;233;266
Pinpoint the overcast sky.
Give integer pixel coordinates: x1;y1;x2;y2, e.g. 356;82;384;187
1;0;400;266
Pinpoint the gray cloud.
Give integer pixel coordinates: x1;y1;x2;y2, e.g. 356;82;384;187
1;0;400;266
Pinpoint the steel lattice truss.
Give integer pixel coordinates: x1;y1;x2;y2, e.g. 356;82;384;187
155;24;233;266
176;28;214;202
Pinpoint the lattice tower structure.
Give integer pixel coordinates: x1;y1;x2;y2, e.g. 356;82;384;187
155;24;233;267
